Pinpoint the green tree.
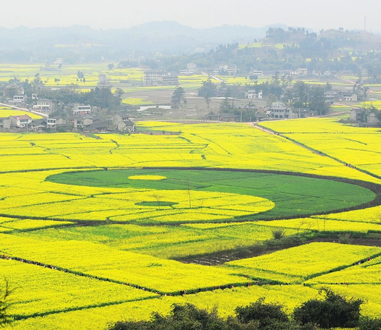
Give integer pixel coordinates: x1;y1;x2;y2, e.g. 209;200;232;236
294;288;363;329
171;87;185;109
109;303;231;330
266;28;289;43
235;298;289;329
31;73;44;92
266;93;277;107
38;87;121;111
114;88;124;98
359;317;381;330
220;97;232;113
365;62;381;83
271;72;280;87
108;63;114;70
309;86;330;115
292;81;309;107
372;106;381;123
198;78;216;111
282;89;294;105
3;85;20;99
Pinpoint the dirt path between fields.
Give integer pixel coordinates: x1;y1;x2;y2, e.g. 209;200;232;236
250;122;381;182
179;237;381;266
251;122;332;156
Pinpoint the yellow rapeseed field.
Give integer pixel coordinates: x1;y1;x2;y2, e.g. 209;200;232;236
225;243;381;283
1;119;381;329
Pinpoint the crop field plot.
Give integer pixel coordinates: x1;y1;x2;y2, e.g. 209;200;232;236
43;168;375;223
256;217;381;233
0;258;157;319
0;106;42;119
0;166;375;227
307;254;381;284
178;74;221;89
10;222;300;259
260;117;381;178
0;217;73;232
3;285;319;330
135;121;381;182
0;234;251;293
182;284;319;316
317;285;381;318
122;97;154;105
224;243;381;283
1;119;381;329
0;63;144;88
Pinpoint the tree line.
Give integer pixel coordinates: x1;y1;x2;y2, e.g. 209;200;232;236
108;288;381;330
141;28;381;82
195;78;330;118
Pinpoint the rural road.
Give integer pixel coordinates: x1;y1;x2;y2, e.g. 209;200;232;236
249;121;381;182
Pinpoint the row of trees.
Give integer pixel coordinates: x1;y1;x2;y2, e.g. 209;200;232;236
282;81;331;115
196;78;330;116
2;75;43;99
108;289;381;330
152;28;381;77
38;87;122;112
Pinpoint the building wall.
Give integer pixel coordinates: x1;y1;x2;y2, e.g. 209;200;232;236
367;113;380;125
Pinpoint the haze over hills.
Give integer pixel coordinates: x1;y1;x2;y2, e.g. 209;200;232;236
0;21;380;65
0;21;287;55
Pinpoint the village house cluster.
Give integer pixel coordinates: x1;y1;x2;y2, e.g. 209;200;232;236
349;108;381;126
203;102;302;122
1;87;135;133
0;106;135;133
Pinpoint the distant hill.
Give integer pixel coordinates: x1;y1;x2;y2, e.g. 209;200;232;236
0;21;287;57
1;22;380;63
317;29;381;51
320;29;381;41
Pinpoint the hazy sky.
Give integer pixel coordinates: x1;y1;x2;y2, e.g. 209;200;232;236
1;0;380;32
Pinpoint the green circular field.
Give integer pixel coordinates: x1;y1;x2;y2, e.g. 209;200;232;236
47;168;376;222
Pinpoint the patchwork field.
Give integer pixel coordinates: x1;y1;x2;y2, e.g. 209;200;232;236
260;118;381;178
44;168;375;223
1;118;381;329
225;243;381;283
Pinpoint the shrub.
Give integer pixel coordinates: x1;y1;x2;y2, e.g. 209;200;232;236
293;288;362;329
358;317;381;330
109;303;231;330
272;229;286;240
235;298;289;329
108;294;373;330
338;233;352;244
266;235;302;249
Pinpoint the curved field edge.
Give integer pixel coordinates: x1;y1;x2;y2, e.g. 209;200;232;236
45;167;380;223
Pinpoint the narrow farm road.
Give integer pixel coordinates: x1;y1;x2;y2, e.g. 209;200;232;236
0;102;48;118
250;122;323;156
249;122;381;182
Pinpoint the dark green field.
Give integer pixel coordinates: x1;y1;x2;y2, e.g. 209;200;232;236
47;168;377;220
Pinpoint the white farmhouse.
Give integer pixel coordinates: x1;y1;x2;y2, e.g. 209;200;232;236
73;104;92;115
